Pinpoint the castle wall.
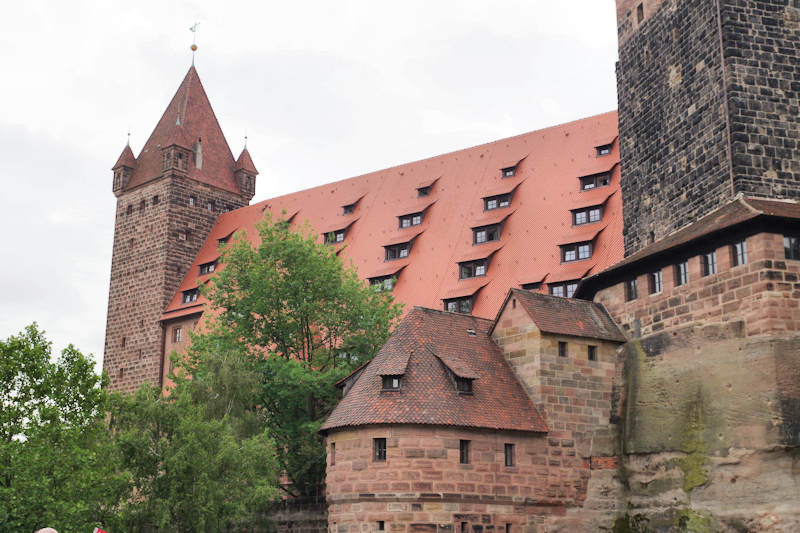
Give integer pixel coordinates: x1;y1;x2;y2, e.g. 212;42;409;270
103;175;246;393
589;230;800;530
616;0;800;256
325;425;558;533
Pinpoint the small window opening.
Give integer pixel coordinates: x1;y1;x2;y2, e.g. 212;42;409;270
484;193;512;211
139;199;146;212
385;242;410;261
580;172;610;191
370;275;396;291
459;259;488;279
637;3;644;23
588;345;598;361
572;206;603;225
561;241;593;262
324;229;347;244
199;261;217;275
459;440;470;464
342;203;355;215
456;377;473;394
445;296;473;315
381;375;401;390
675;260;689;286
378;521;385;531
521;282;542;291
702;251;718;276
512;298;517;309
501;166;517;178
373;438;387;461
152;195;159;205
330;442;335;465
558;341;567;357
417;185;432;197
121;336;126;348
473;224;500;244
649;271;663;294
126;205;133;216
189;196;196;207
207;201;215;212
467;328;476;337
118;367;124;379
182;289;199;304
625;278;638;301
504;443;515;467
399;212;424;228
596;144;612;156
173;327;183;343
732;241;748;266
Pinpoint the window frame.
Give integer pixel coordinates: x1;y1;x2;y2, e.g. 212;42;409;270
588;345;598;361
785;236;800;260
702;251;718;276
561;241;593;263
399;211;424;228
342;204;355;215
501;166;517;178
199;261;217;275
579;172;611;191
596;144;612;156
324;229;347;244
504;443;515;467
373;438;387;462
558;341;567;357
732;240;748;266
675;260;689;286
173;327;182;343
484;193;512;211
473;224;500;244
649;270;663;294
459;259;488;279
444;296;473;315
369;275;396;291
572;205;603;226
381;375;401;391
417;185;431;197
455;377;473;394
625;278;638;301
385;242;411;261
549;281;579;298
182;289;199;304
459;440;470;464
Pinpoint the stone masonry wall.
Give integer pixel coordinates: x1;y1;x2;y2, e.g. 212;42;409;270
591;230;800;530
617;0;732;255
491;299;624;532
326;425;562;533
104;174;246;393
723;0;800;199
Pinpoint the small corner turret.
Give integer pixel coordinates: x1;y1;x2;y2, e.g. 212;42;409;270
234;147;258;201
111;143;136;197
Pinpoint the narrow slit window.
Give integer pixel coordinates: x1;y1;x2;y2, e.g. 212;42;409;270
459;440;470;464
588;345;597;361
373;438;387;462
675;261;689;286
702;251;717;276
504;443;515;467
649;271;663;294
558;341;567;357
330;442;336;465
732;241;748;266
626;278;638;301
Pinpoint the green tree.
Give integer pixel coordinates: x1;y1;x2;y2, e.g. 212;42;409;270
189;213;402;498
0;324;125;533
109;366;280;533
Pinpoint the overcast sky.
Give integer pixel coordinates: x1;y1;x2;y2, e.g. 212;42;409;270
0;0;619;371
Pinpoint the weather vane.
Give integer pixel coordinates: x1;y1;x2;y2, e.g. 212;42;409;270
190;22;200;64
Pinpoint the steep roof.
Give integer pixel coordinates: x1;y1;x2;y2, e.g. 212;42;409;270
500;289;626;343
234;147;258;174
125;66;240;194
161;111;624;322
112;144;136;169
320;307;548;433
577;196;800;298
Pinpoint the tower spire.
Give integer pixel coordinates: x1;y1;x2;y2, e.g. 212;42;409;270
190;22;200;66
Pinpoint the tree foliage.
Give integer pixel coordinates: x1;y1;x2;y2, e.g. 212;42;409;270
0;324;125;533
189;213;403;498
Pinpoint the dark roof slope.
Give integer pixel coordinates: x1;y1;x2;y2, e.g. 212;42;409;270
321;307;548;433
112;144;136;169
577;197;800;298
504;289;626;342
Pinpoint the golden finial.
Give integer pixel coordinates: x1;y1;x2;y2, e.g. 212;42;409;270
190;22;200;64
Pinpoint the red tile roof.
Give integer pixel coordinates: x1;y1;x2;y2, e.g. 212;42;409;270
112;144;136;169
124;67;241;195
320;307;548;433
498;289;626;343
162;112;623;322
234;147;258;174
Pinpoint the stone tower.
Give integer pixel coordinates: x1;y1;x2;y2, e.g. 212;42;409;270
104;66;257;393
616;0;800;255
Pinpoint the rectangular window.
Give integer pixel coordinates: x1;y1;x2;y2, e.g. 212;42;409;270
579;172;610;191
207;201;215;212
732;241;748;266
378;522;385;531
501;166;517;178
675;261;689;286
588;345;597;361
558;341;567;357
597;144;612;156
561;241;593;262
785;236;800;260
459;440;470;464
504;443;515;467
152;195;160;205
445;297;473;315
182;289;199;304
572;205;603;225
550;284;564;298
484;193;511;211
324;229;346;244
460;259;488;279
188;196;196;207
456;377;473;394
381;375;401;390
399;212;424;228
330;442;335;465
649;271;662;294
417;185;431;197
473;224;500;244
521;282;542;291
461;523;469;533
574;210;587;225
702;251;717;276
342;204;355;215
549;281;578;298
625;278;638;301
373;438;387;462
173;327;182;343
370;276;395;291
385;243;410;261
199;261;217;275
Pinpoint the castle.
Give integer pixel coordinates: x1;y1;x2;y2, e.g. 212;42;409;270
104;0;800;530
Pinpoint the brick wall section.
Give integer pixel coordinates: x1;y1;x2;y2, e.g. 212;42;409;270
723;0;800;199
594;232;800;338
616;0;800;256
616;0;732;255
325;425;561;533
103;173;247;393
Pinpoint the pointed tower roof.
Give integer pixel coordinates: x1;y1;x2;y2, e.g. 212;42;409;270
234;147;258;175
124;66;240;194
112;143;136;170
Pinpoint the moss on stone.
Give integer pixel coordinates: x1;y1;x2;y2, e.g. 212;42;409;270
674;508;717;532
678;398;709;492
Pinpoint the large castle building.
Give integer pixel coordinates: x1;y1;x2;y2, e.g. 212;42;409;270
104;0;800;530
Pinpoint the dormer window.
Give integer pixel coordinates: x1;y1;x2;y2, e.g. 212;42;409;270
370;275;396;291
459;259;487;279
550;281;579;298
561;241;593;262
343;203;356;215
385;243;410;261
501;166;517;178
199;261;217;275
580;172;611;191
572;205;603;225
399;212;423;228
182;288;199;304
381;375;401;391
324;229;346;244
444;296;473;314
484;193;511;211
473;224;500;244
455;377;473;394
417;185;431;197
596;144;613;156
